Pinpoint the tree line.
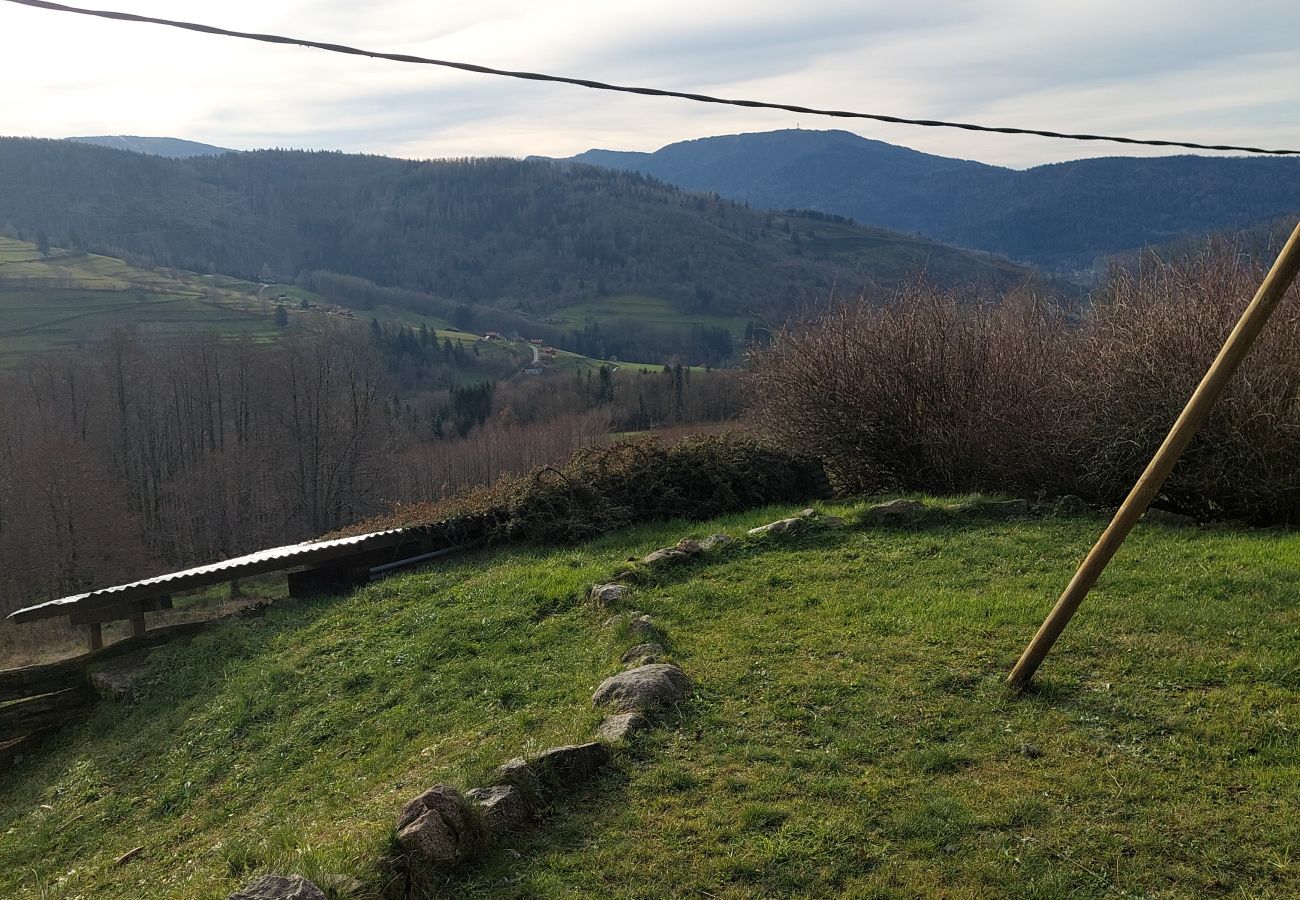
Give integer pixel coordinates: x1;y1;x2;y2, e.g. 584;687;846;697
0;325;745;620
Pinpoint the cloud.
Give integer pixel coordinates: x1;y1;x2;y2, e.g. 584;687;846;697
0;0;1296;167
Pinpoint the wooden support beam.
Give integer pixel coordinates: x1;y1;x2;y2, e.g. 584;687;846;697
69;596;171;627
0;656;86;703
86;623;102;652
130;609;147;638
1008;219;1300;689
0;687;93;743
0;729;51;769
0;620;218;701
286;566;368;598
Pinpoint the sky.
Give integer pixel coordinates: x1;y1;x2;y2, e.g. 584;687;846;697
1;0;1297;169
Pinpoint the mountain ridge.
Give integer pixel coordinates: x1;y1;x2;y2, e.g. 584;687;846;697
66;135;232;158
555;129;1300;276
0;137;1031;322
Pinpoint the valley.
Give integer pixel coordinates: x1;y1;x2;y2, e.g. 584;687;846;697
1;105;1297;900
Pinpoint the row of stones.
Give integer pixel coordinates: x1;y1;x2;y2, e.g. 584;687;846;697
228;500;1056;898
385;526;712;894
231;528;713;900
224;493;1191;899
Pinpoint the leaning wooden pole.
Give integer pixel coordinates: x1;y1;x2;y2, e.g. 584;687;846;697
1007;219;1300;689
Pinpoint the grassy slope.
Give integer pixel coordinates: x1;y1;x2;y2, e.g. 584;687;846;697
1;501;1297;899
0;239;527;371
0;238;277;365
0;240;691;373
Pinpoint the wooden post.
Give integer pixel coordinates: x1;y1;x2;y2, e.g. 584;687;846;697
1008;219;1300;689
130;607;147;638
86;623;103;652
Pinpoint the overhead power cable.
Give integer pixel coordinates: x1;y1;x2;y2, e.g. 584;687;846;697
5;0;1300;157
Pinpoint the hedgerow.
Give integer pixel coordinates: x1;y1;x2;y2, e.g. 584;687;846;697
752;240;1300;523
333;435;830;543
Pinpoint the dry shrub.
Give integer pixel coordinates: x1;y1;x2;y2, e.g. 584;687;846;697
753;283;1072;496
754;241;1300;522
1073;242;1300;521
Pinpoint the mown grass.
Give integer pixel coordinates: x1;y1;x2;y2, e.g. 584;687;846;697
2;500;1297;899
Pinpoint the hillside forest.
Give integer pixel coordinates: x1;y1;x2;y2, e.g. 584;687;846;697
0;317;744;626
0;137;1029;366
565;128;1300;277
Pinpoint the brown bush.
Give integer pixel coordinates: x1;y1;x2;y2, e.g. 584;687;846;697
753;242;1300;522
1071;243;1300;521
752;282;1072;496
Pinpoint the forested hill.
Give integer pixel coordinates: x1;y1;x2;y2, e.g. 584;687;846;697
0;137;1027;318
562;129;1300;276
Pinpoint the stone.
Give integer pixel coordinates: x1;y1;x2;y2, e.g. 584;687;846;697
228;875;326;900
1144;507;1196;526
397;784;470;831
395;784;478;866
592;663;690;712
675;538;704;555
589;583;630;605
747;517;802;536
698;533;734;551
798;508;817;518
465;784;530;837
628;615;661;639
491;758;544;806
642;547;690;566
621;642;665;667
397;810;459;866
533;742;611;789
595;711;646;743
864;498;925;521
88;648;156;700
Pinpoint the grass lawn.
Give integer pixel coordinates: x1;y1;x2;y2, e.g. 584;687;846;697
1;501;1297;898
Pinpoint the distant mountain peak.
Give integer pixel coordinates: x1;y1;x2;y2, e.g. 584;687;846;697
66;135;232;159
557;128;1300;276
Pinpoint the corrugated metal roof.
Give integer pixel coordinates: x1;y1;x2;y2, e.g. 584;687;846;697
8;528;413;624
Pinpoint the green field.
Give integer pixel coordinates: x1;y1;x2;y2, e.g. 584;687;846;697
543;346;709;375
0;239;744;374
0;239;517;369
543;295;755;336
2;499;1297;898
0;238;280;366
